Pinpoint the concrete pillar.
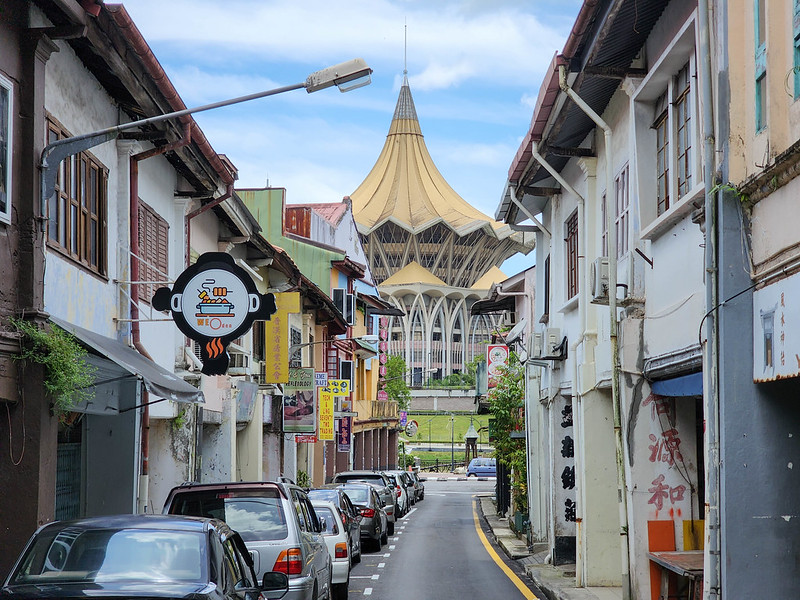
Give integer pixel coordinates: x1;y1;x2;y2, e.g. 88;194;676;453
388;429;398;470
365;430;374;469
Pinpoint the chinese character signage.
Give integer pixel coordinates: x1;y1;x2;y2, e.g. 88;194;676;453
283;367;315;433
264;292;301;383
378;317;389;388
152;252;276;375
337;416;351;452
753;274;800;382
318;388;334;440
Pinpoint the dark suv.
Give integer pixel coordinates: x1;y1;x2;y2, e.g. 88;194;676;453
163;481;331;600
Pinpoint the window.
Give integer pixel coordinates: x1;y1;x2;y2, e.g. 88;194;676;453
289;326;302;368
0;73;12;224
137;201;168;303
543;255;550;319
601;193;608;256
674;66;692;197
46;116;107;275
755;0;767;131
615;166;630;257
565;211;579;299
654;92;670;215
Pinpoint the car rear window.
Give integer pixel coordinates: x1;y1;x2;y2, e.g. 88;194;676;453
336;474;383;484
312;507;339;535
340;487;369;504
168;490;288;541
307;489;337;503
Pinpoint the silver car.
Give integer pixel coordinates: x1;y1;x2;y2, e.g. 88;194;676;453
163;481;332;600
330;471;396;534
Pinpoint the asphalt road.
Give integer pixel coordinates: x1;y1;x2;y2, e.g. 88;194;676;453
346;477;543;599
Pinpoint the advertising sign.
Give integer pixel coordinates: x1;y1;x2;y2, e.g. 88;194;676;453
295;434;317;443
283;367;315;433
315;371;328;389
318;388;335;440
328;379;350;396
262;292;301;383
753;273;800;382
487;344;509;387
152;252;276;375
399;411;408;427
337;416;352;452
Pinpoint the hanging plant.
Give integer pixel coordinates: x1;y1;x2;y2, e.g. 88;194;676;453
9;317;96;416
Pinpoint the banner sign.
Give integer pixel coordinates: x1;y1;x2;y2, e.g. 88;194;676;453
399;411;407;427
378;316;389;388
283;367;315;433
487;344;509;388
152;252;276;375
295;434;317;443
328;379;350;396
337;416;352;452
262;292;301;383
318;388;335;440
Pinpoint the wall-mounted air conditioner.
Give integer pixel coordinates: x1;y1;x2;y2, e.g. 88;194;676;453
590;257;609;304
531;331;543;358
545;328;561;356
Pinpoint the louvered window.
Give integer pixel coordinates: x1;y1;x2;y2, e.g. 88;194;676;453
137;200;169;303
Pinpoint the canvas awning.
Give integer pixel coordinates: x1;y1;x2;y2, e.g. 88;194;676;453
51;317;203;413
651;372;703;397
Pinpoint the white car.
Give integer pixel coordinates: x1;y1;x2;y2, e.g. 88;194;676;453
311;499;352;600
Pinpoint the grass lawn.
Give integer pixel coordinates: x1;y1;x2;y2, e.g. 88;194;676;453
400;413;491;445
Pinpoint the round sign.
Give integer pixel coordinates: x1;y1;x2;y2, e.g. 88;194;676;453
405;420;418;437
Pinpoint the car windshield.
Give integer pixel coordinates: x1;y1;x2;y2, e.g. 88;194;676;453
312;507;339;535
170;490;289;541
10;527;207;585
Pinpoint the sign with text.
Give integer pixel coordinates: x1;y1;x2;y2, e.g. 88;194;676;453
263;292;301;383
295;434;317;443
318;388;334;440
283;367;315;433
337;416;352;452
487;344;509;388
328;379;350;396
315;371;328;389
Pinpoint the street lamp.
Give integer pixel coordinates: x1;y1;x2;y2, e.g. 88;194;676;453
39;58;374;216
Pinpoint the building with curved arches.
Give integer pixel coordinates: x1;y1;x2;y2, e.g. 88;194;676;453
349;74;534;385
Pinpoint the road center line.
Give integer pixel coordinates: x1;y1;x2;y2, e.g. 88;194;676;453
471;496;540;600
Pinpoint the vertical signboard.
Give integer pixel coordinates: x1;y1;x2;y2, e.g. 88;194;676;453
486;344;509;388
378;317;389;380
553;397;576;564
263;292;301;384
318;388;335;440
337;416;352;452
283;367;315;433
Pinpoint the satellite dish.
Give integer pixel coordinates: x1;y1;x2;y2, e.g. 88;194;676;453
505;317;527;345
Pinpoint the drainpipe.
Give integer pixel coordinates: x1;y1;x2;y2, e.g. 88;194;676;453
130;123;191;513
697;0;720;597
559;64;631;600
508;185;551;238
523;141;590;583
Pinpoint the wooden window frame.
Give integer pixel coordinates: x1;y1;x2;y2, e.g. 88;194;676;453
137;200;169;303
615;165;630;258
46;116;108;276
565;210;579;299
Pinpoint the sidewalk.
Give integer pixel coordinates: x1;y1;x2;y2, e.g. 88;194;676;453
477;494;622;600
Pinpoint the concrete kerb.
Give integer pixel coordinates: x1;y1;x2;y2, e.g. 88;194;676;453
476;494;622;600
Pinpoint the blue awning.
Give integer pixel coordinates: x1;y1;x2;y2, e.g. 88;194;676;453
651;372;703;397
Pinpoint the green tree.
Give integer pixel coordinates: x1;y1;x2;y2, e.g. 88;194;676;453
384;354;411;410
487;352;527;515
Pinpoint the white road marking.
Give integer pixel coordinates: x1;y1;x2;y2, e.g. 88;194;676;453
406;507;418;517
364;588;373;595
392;537;400;541
383;553;391;557
389;545;396;549
351;576;373;579
378;562;385;568
372;574;379;580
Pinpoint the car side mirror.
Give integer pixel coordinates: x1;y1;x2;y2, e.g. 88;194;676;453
261;571;290;599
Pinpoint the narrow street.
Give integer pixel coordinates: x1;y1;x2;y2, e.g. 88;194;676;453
347;478;542;599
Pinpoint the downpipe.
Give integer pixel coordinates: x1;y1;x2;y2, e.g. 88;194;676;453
559;64;631;600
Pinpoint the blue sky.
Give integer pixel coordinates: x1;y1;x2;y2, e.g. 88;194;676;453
120;0;583;276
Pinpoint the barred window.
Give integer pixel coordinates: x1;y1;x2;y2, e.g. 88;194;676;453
565;210;579;299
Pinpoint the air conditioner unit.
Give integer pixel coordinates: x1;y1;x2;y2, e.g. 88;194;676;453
545;328;561;356
531;331;544;357
590;257;610;304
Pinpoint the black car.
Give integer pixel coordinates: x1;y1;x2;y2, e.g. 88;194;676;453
1;514;289;600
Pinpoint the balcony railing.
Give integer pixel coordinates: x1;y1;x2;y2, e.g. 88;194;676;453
370;400;398;420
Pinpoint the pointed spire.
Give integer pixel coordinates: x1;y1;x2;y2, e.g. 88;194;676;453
392;74;418;121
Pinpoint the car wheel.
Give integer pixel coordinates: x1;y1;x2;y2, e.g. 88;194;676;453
312;582;319;600
332;581;349;600
381;528;388;545
370;536;381;552
388;522;394;536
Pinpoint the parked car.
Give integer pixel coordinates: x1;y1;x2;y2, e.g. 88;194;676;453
387;470;416;506
307;487;362;564
335;482;387;552
310;500;352;600
467;457;497;477
407;470;425;501
1;514;291;600
384;472;408;518
330;471;396;531
163;481;331;600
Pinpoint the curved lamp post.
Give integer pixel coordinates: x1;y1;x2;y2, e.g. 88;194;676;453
40;58;373;217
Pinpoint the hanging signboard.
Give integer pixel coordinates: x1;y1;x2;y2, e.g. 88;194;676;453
753;274;800;382
328;379;350;396
486;344;509;388
283;367;315;433
152;252;276;375
262;292;301;383
337;416;352;452
295;434;317;443
318;388;335;440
